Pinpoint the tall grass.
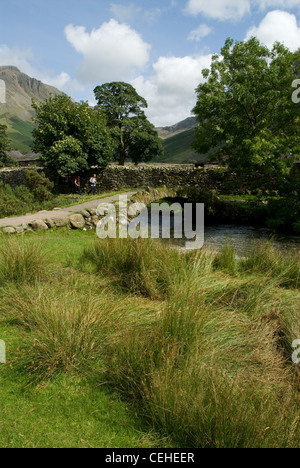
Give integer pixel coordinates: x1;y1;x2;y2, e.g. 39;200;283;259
0;274;160;379
240;241;300;289
1;235;299;447
92;240;300;447
0;238;48;284
83;237;191;298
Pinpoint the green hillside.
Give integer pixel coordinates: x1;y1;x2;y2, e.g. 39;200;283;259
8;117;35;153
153;128;206;164
0;111;34;153
0;66;62;154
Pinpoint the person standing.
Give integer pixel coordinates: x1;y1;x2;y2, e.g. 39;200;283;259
74;176;81;195
89;174;97;195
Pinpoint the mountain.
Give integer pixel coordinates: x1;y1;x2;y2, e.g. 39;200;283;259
154;117;206;164
156;116;197;140
0;67;200;163
0;66;63;153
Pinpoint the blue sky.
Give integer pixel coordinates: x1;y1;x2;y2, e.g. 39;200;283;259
0;0;300;125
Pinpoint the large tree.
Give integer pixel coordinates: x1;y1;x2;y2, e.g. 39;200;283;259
94;82;163;165
32;95;114;177
0;124;12;167
193;38;300;178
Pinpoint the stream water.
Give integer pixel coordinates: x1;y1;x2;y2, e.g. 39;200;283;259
148;213;300;254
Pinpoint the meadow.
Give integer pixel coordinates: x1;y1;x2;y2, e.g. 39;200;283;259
0;229;299;448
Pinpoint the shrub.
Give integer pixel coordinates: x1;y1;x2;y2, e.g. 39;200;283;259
25;170;54;201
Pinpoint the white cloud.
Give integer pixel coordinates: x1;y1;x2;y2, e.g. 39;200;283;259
246;10;300;51
64;19;151;84
109;3;140;23
132;54;212;126
255;0;300;9
185;0;300;21
185;0;251;21
0;44;72;91
188;24;213;41
144;8;163;24
0;45;36;76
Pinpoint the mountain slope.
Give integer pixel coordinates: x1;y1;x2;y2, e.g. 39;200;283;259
154;116;207;164
0;66;63;153
156;116;197;140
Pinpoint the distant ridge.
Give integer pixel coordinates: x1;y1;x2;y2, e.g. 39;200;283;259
0;66;63;153
156;117;197;139
153;116;207;164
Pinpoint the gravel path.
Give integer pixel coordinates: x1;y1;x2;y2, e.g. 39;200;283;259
0;191;138;228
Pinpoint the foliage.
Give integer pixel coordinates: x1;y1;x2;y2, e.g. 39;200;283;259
0;124;12;167
266;195;300;233
0;171;53;217
25;170;53;201
94;82;163;165
0;182;33;217
32;95;114;177
193;38;300;179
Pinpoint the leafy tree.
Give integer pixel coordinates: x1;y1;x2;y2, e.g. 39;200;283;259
0;124;12;167
94;82;163;165
129;118;164;165
193;38;300;179
32;95;114;177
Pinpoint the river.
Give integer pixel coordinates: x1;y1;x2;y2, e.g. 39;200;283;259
147;213;300;254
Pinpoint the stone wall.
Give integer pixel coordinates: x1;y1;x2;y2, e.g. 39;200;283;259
0;187;176;235
0;167;43;188
0;164;273;195
83;165;264;195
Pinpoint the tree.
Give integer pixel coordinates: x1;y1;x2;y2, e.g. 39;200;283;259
0;124;12;167
193;38;300;179
94;82;163;165
32;95;114;177
129;118;164;165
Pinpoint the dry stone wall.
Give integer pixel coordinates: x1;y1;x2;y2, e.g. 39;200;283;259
0;165;268;195
0;187;176;235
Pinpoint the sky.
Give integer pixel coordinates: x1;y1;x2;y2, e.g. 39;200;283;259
0;0;300;126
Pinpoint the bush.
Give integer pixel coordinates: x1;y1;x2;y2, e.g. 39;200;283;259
25;170;54;201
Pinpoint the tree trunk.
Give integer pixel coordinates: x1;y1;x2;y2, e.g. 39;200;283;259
118;137;126;166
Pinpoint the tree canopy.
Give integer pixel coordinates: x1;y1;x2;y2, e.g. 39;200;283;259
32;95;114;177
94;82;163;165
193;38;300;178
0;124;12;168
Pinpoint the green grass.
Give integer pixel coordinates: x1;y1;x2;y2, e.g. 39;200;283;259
0;232;171;448
0;231;299;448
0;330;166;448
153;128;203;164
8;117;35;153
